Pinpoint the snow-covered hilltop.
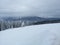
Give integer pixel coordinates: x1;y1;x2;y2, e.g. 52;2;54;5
0;23;60;45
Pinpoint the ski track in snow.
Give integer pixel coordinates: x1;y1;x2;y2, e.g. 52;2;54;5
0;23;60;45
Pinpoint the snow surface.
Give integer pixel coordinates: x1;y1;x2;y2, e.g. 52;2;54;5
0;23;60;45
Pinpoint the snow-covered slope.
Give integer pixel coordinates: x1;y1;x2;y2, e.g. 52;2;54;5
0;23;60;45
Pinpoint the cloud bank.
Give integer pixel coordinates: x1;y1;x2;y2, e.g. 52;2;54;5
0;0;60;18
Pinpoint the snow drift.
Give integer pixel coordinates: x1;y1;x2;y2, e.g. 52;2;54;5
0;23;60;45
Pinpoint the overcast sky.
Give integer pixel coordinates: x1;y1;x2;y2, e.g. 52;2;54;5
0;0;60;18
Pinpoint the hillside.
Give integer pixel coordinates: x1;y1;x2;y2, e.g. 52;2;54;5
0;23;60;45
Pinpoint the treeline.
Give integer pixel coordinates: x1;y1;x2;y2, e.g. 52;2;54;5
0;21;21;31
0;20;35;31
33;19;60;25
0;19;60;31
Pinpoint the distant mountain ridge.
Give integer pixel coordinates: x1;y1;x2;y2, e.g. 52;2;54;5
0;16;60;21
0;16;45;21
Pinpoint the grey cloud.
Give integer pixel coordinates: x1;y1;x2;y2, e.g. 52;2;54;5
0;0;60;18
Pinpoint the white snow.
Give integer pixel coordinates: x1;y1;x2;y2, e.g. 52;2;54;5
0;23;60;45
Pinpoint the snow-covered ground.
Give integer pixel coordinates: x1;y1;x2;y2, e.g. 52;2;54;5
0;23;60;45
